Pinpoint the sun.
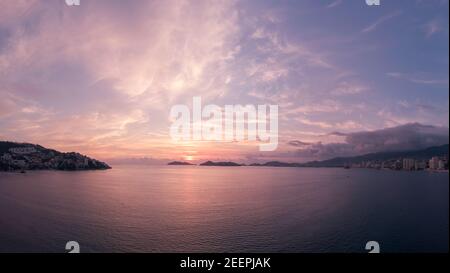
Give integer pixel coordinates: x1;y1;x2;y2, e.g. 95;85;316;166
183;155;194;161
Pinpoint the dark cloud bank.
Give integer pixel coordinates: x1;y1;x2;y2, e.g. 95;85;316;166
289;123;449;160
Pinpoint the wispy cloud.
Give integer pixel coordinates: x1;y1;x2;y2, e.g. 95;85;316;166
330;82;368;96
362;11;402;33
296;118;333;129
326;0;343;9
423;18;443;38
387;72;449;85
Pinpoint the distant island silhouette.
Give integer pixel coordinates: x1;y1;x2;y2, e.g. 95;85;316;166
166;144;449;169
199;161;242;166
168;161;196;166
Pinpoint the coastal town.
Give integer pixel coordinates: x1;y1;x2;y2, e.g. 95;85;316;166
0;142;110;171
168;154;449;172
346;156;449;171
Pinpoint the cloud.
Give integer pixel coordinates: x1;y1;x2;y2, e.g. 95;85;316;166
362;11;402;33
387;72;449;85
0;94;17;118
296;118;333;129
330;81;368;96
0;1;448;161
0;0;346;160
287;140;312;147
423;18;444;38
250;27;334;70
287;100;342;115
335;120;363;130
289;123;449;160
1;0;240;99
328;131;348;137
0;0;241;158
326;0;343;9
0;0;39;27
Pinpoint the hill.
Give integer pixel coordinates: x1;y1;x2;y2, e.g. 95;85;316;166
168;161;195;165
0;141;111;171
200;161;242;166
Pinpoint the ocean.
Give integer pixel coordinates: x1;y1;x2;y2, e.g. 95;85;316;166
0;166;448;253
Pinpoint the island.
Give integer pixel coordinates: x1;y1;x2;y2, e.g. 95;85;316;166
0;141;111;171
167;161;196;166
249;161;303;167
199;161;242;166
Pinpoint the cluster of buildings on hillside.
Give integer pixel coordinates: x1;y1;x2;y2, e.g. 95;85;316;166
0;147;110;171
349;156;448;171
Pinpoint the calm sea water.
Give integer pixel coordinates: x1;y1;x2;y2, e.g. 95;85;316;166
0;166;448;253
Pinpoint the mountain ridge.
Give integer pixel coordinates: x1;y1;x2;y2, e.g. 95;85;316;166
301;144;449;167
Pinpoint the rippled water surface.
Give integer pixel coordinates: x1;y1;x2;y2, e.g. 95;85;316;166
0;166;448;252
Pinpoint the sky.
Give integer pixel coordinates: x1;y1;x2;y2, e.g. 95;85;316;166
0;0;449;163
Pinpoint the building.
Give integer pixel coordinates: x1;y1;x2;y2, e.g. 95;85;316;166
403;158;415;171
394;160;402;170
1;153;12;162
429;157;440;170
12;160;27;168
9;147;37;155
438;159;446;170
414;160;426;171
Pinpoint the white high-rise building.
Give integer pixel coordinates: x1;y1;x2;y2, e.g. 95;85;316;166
429;157;440;170
403;158;415;170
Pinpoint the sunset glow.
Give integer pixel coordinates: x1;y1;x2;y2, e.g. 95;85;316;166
0;0;448;164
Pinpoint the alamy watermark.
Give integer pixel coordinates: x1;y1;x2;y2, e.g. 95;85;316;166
169;97;279;151
65;241;80;253
365;241;380;253
365;0;381;6
65;0;80;6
